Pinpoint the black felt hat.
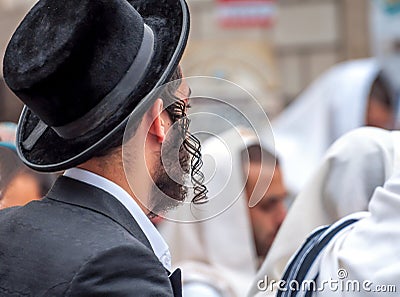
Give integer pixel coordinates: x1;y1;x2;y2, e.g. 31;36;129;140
3;0;190;172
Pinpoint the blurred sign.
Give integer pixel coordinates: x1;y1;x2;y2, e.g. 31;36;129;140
216;0;277;28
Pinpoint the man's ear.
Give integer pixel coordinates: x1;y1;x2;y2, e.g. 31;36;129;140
148;98;167;143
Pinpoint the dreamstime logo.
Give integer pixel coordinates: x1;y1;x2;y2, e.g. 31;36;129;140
257;269;397;294
337;268;348;279
122;76;276;223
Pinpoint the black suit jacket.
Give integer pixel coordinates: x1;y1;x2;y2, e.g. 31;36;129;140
0;176;181;297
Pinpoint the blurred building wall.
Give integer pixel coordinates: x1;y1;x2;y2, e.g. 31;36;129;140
0;0;37;122
184;0;281;117
185;0;371;116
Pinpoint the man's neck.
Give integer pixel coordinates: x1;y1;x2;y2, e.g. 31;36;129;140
78;158;150;215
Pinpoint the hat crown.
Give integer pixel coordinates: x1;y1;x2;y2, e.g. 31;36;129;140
3;0;190;172
3;0;145;127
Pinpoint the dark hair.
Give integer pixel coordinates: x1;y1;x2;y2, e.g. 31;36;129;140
94;67;207;204
160;68;208;205
369;73;394;109
241;144;277;166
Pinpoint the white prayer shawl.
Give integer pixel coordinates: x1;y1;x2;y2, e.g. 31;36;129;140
273;58;381;195
315;172;400;296
160;128;267;297
248;127;400;297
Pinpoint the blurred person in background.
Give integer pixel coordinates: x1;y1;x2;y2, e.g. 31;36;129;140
0;122;55;209
248;126;400;296
160;128;287;297
273;58;396;197
0;122;16;143
258;127;400;297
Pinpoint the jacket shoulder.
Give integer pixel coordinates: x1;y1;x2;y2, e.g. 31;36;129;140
66;244;174;297
0;198;167;296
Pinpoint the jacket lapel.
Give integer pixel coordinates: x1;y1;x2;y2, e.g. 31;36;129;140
168;268;182;297
46;176;152;251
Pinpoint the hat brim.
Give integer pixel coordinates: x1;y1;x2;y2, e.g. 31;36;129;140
16;0;190;172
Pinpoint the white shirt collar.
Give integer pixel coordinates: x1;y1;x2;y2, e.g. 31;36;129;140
63;167;171;271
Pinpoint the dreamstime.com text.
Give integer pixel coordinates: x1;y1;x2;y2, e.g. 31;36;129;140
257;269;397;294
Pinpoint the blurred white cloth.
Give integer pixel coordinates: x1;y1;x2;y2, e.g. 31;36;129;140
273;59;381;195
160;128;269;297
248;127;400;297
315;171;400;296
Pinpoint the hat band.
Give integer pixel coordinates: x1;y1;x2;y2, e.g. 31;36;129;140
22;24;155;150
53;24;155;139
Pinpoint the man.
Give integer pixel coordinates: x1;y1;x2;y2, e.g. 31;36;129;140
243;144;287;266
249;127;400;297
160;128;287;297
272;176;400;296
0;0;206;296
273;59;395;197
